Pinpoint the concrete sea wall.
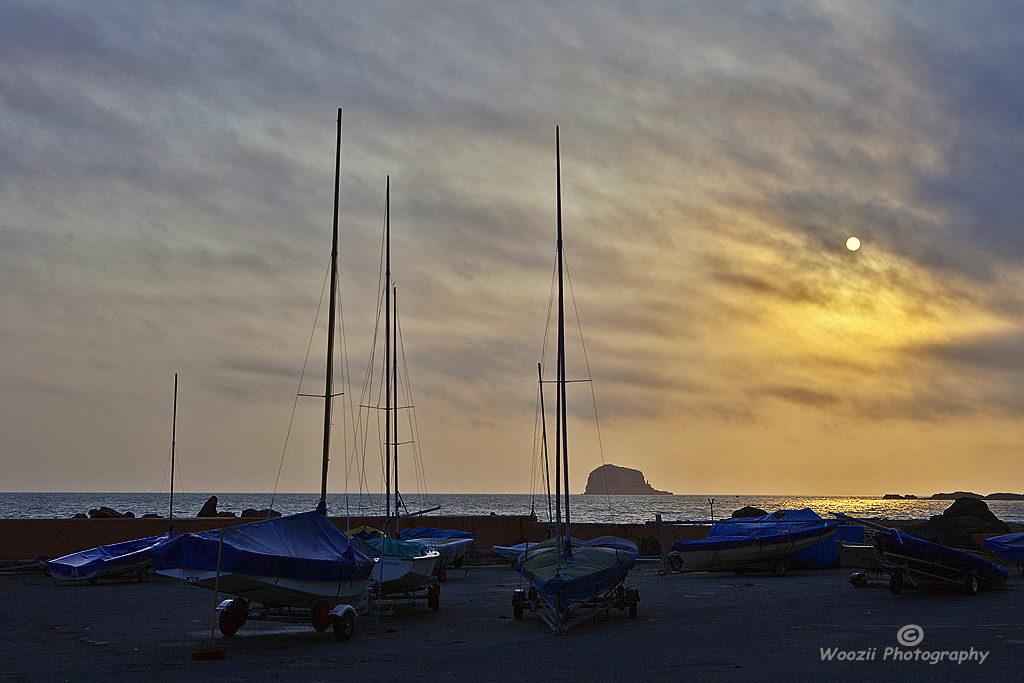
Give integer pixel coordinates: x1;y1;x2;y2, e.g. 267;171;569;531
0;515;714;562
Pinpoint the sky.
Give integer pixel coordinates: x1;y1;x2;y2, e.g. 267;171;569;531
2;1;1024;497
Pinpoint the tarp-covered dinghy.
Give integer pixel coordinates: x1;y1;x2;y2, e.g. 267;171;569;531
671;509;838;576
878;529;1007;595
983;531;1024;560
348;528;441;605
398;527;476;578
514;536;639;632
153;504;374;638
512;129;639;633
154;505;374;603
46;530;175;584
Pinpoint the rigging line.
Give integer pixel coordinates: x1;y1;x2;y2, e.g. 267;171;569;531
394;302;429;500
330;273;356;508
351;284;386;508
529;379;541;517
353;263;388;518
159;443;172;499
538;363;554;524
530;251;560;515
337;287;356;500
269;259;331;513
562;253;613;519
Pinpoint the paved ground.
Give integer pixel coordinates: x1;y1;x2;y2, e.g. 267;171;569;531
2;560;1021;682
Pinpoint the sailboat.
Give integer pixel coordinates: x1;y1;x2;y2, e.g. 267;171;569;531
45;375;181;584
152;109;375;641
350;177;441;605
512;128;639;633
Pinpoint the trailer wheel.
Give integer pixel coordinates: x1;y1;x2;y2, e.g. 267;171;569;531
668;553;683;572
452;556;464;569
889;572;903;595
311;601;331;632
437;568;446;582
137;568;149;584
965;573;980;596
427;584;440;611
850;572;868;588
332;612;354;642
771;558;789;577
219;598;248;637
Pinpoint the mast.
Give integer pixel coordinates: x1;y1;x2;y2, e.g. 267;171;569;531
393;285;400;525
384;176;392;533
556;126;571;554
169;372;177;530
321;108;342;504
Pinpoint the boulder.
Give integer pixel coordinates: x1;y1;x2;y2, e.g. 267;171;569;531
731;506;768;519
241;508;281;519
582;464;672;495
72;513;88;519
88;506;124;519
904;497;1011;550
197;496;220;518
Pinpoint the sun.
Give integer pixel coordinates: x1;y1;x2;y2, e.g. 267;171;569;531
846;236;861;251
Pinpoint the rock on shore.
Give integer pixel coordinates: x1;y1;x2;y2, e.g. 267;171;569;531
196;495;237;518
582;464;671;495
732;506;769;518
904;497;1010;550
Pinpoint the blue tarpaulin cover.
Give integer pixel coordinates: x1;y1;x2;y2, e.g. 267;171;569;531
515;536;638;605
983;531;1024;559
672;508;837;555
399;527;477;553
46;530;175;581
152;505;374;582
878;529;1008;589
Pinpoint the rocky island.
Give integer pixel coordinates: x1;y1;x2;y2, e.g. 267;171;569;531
928;491;1024;500
583;464;672;495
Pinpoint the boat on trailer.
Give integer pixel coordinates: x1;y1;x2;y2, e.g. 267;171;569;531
670;509;838;576
46;529;174;584
983;531;1024;559
397;527;476;579
353;176;443;610
47;374;182;585
983;531;1024;575
833;512;1009;594
512;128;639;634
153;109;375;642
877;528;1007;595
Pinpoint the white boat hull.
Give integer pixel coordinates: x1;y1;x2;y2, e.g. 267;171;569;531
413;537;473;569
369;550;441;592
155;568;367;607
676;529;836;570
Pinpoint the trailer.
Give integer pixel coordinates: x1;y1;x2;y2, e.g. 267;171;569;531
875;529;1008;596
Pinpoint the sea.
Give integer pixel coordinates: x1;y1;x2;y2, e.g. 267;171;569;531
3;492;1024;524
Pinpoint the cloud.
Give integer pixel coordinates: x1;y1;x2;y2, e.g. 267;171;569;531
3;1;1024;494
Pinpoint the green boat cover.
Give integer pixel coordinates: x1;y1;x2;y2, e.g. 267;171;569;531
350;531;430;559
